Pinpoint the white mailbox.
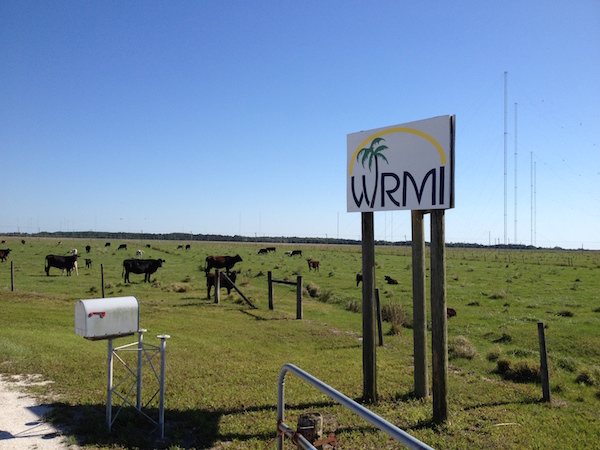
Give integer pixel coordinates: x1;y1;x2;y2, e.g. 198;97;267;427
75;296;139;340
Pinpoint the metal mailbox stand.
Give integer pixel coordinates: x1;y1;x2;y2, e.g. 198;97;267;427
106;330;170;439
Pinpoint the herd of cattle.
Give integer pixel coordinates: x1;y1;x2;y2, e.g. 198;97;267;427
1;242;457;317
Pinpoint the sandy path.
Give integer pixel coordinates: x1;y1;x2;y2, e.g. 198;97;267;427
0;375;74;450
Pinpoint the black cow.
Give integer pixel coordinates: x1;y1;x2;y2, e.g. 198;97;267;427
105;242;111;247
85;245;91;253
206;271;238;298
266;247;276;252
0;248;11;262
185;244;191;250
356;273;362;287
290;250;302;256
45;254;78;276
307;259;320;271
85;258;92;268
177;245;184;249
204;255;242;274
122;259;164;283
384;275;398;285
21;239;26;245
118;244;127;250
258;248;268;255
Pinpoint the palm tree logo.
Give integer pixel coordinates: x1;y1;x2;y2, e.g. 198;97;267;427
356;137;389;208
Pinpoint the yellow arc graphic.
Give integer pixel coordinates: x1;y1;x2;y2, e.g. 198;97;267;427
349;127;446;175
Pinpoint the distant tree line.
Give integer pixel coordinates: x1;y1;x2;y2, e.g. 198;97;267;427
0;231;581;251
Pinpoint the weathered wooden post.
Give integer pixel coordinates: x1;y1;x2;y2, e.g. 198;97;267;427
268;271;274;310
296;275;303;319
431;209;448;424
101;264;105;298
361;211;377;403
214;269;220;305
412;210;428;398
538;322;551;403
375;288;383;347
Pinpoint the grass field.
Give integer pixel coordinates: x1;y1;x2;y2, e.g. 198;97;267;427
0;236;599;449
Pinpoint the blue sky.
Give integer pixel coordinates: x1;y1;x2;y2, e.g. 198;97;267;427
1;1;598;249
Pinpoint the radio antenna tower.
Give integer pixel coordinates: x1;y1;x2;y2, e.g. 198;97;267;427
514;102;518;245
503;72;508;245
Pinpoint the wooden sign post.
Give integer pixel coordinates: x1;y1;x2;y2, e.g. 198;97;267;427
361;212;377;403
411;210;428;399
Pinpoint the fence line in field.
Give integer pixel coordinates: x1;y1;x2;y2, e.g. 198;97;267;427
267;271;303;319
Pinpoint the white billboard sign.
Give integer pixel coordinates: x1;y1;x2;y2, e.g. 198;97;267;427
347;115;455;212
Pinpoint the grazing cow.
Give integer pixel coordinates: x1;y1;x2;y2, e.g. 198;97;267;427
85;258;92;269
307;259;320;271
284;251;292;256
384;275;398;285
290;250;302;256
204;254;242;274
118;244;127;250
177;245;184;249
1;240;5;243
356;273;362;287
21;239;26;245
185;244;191;250
105;242;111;247
45;254;78;276
146;244;151;248
206;271;238;298
122;259;164;283
136;249;144;258
446;308;457;319
85;245;91;253
266;247;276;252
0;248;11;262
258;248;268;255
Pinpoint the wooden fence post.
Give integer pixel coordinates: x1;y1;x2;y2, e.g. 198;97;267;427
538;322;551;403
214;269;220;305
361;211;377;403
296;276;303;319
101;264;105;298
412;210;428;399
430;209;448;424
375;288;383;347
268;271;274;310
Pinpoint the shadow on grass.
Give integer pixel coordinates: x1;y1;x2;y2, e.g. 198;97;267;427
47;399;343;449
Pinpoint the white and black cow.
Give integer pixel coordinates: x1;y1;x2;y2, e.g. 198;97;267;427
122;259;164;283
45;254;78;276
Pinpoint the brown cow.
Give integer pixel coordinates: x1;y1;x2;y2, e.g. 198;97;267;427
204;254;242;274
307;259;320;271
0;248;11;262
206;271;238;298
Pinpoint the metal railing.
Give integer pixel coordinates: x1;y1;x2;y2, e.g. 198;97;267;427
277;363;434;450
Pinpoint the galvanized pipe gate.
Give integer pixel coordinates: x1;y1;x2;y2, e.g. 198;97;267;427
276;363;434;450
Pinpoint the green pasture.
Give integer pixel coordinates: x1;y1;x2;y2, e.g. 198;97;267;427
0;236;599;449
